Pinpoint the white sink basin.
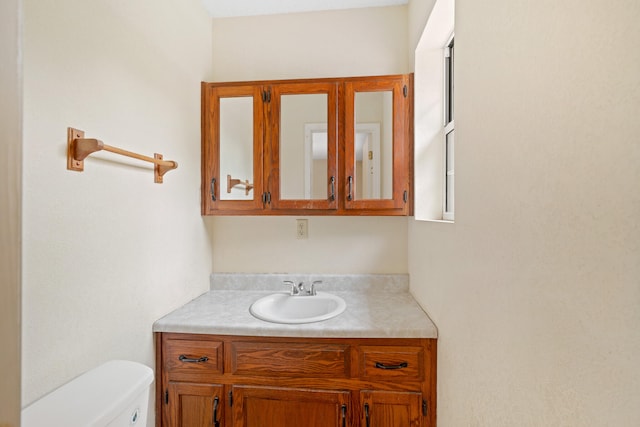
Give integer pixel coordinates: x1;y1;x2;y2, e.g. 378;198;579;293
250;291;346;324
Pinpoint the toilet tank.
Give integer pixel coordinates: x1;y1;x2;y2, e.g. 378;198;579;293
22;360;154;427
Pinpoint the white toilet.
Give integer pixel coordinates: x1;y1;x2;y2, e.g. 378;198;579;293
22;360;154;427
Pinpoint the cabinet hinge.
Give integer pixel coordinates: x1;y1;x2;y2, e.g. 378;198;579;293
262;192;272;205
229;390;233;407
403;85;408;98
164;389;169;405
422;399;427;416
262;89;271;103
403;190;408;203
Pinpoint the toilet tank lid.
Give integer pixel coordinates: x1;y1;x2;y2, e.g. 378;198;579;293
22;360;154;427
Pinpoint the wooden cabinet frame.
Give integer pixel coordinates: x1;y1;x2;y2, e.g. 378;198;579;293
156;333;436;427
201;85;265;214
201;74;413;216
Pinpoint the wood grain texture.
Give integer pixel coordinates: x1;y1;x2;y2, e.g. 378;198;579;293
167;382;223;427
230;341;350;377
361;390;422;427
156;333;436;427
232;386;350;427
360;346;424;381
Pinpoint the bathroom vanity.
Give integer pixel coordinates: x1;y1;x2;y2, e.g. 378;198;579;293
153;275;437;427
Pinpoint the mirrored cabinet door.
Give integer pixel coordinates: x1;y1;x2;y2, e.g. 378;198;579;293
201;75;413;216
269;82;338;210
202;84;264;213
344;76;411;213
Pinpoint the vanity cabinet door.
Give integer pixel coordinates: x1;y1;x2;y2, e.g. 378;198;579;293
343;75;412;215
201;83;266;214
167;382;224;427
231;386;351;427
360;390;423;427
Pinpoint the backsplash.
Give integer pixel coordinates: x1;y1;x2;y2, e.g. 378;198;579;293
210;273;409;292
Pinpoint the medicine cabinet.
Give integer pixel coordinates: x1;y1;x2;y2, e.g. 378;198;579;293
201;74;413;215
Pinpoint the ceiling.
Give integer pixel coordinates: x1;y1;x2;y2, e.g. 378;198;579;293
201;0;409;18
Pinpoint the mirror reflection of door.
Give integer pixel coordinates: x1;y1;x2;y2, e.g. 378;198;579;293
280;93;328;200
305;124;381;199
354;90;393;200
219;96;254;201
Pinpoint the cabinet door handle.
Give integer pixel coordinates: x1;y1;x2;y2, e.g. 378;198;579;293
347;176;353;201
364;403;370;427
374;361;408;370
341;404;347;427
329;176;336;201
213;396;220;427
178;355;209;363
210;178;216;201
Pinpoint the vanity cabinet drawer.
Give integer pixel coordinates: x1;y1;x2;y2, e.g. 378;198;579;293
163;337;223;375
229;341;350;378
359;346;424;381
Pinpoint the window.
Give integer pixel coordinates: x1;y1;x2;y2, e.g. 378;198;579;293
443;36;455;221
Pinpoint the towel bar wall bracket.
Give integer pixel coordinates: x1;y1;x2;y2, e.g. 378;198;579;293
226;174;254;195
66;127;178;183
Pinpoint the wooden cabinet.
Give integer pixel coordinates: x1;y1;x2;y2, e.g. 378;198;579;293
360;391;423;427
156;334;436;427
167;382;224;427
201;74;413;216
232;386;350;427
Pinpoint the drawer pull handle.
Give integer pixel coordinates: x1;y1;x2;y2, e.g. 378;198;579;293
374;361;408;370
213;396;220;427
364;403;370;427
178;355;209;363
329;176;336;201
341;404;347;427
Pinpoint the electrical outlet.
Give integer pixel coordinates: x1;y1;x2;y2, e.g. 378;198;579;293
296;219;308;239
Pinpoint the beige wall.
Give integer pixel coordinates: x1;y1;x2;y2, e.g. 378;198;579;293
408;0;437;66
0;0;22;424
410;0;640;425
210;6;410;274
212;6;410;82
211;216;407;273
21;0;214;421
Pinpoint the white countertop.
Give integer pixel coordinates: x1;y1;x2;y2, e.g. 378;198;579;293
153;274;438;339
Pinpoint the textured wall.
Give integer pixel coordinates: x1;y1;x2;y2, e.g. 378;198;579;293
21;2;214;425
0;0;22;424
410;0;640;424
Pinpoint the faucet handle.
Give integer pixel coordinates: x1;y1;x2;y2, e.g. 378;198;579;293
283;280;298;295
310;280;323;295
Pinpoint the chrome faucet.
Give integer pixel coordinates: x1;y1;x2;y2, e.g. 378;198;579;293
283;280;323;296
